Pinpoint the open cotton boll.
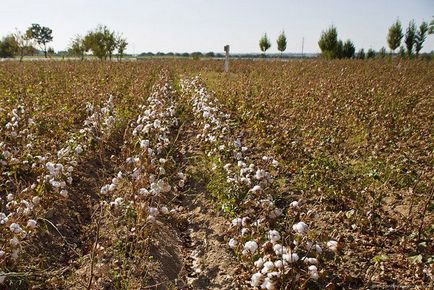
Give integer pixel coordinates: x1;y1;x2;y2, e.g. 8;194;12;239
254;257;264;268
268;230;281;243
241;228;249;236
327;240;338;252
274;260;285;269
0;272;5;284
250;185;262;193
243;240;258;254
272;159;279;167
292;221;308;234
160;206;169;215
27;219;37;229
10;237;19;247
140;139;150;149
250;272;263;287
261;261;275;273
228;238;238;249
75;145;83;154
273;244;286;255
148;207;159;216
283;253;299;263
0;250;5;258
308;265;319;280
9;223;22;234
290;201;299;208
303;257;319;265
60;190;68;198
231;217;242;227
261;277;276;290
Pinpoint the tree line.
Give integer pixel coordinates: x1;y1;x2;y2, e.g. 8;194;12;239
0;24;128;61
259;17;433;59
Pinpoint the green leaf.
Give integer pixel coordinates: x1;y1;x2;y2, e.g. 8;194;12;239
408;254;423;264
372;254;389;263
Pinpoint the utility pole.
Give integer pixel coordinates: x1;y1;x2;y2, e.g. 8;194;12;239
224;45;230;73
301;37;304;58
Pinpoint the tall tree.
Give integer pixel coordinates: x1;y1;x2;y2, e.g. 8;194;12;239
415;21;428;56
404;20;416;57
342;40;355;58
0;35;18;58
84;25;108;60
387;20;403;53
69;35;87;60
13;29;34;61
259;33;271;55
276;31;287;55
429;17;434;34
318;26;339;59
116;35;128;61
27;24;53;58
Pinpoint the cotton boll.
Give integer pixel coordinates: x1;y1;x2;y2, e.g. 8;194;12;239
254;257;264;268
160;206;169;215
283;253;299;263
268;230;281;243
231;217;242;227
148;207;159;216
140;139;150;149
274;260;285;269
292;222;308;234
241;228;249;236
327;240;338;252
11;249;19;259
261;261;275;273
27;219;37;229
146;215;156;223
9;223;22;234
314;244;322;254
32;196;41;205
273;244;285;256
250;185;262;193
243;240;258;254
75;145;83;154
250;272;263;287
10;237;19;247
272;159;279;167
308;265;319;280
60;190;68;198
7;194;14;201
0;250;5;258
290;201;299;208
228;238;238;249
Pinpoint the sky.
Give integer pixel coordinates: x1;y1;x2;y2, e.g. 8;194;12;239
0;0;433;54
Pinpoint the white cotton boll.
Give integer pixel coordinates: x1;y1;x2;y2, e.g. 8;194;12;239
243;240;258;254
303;257;319;265
267;271;280;279
273;244;285;255
153;119;161;128
261;261;275;273
314;244;322;254
228;238;238;249
290;201;299;208
140;139;150;149
75;145;83;154
250;272;263;287
272;160;279;167
32;196;41;205
308;265;317;272
231;218;242;227
274;260;285;269
0;250;5;257
100;184;110;194
250;185;262;193
159;167;166;175
27;219;37;229
254;257;264;268
60;190;68;198
9;223;22;234
327;240;338;252
269;208;283;219
261;277;275;290
160;206;169;215
146;215;156;223
223;163;231;171
292;222;308;234
308;265;319;280
10;237;19;247
283;253;299;263
67;176;73;184
268;230;281;243
241;228;249;236
148;207;159;216
255;169;266;180
178;179;185;188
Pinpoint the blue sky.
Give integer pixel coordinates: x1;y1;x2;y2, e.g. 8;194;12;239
0;0;433;54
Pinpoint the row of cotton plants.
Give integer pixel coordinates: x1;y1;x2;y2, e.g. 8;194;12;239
81;74;185;286
0;95;117;279
181;76;339;289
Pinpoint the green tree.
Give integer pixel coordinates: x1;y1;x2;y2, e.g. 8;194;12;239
84;25;108;60
415;21;428;56
0;35;18;58
69;35;87;60
27;24;53;58
387;20;403;53
398;46;406;58
367;48;376;59
276;31;287;55
357;48;365;59
318;26;338;59
259;33;271;55
404;20;416;57
13;29;34;61
116;35;128;61
342;39;356;58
